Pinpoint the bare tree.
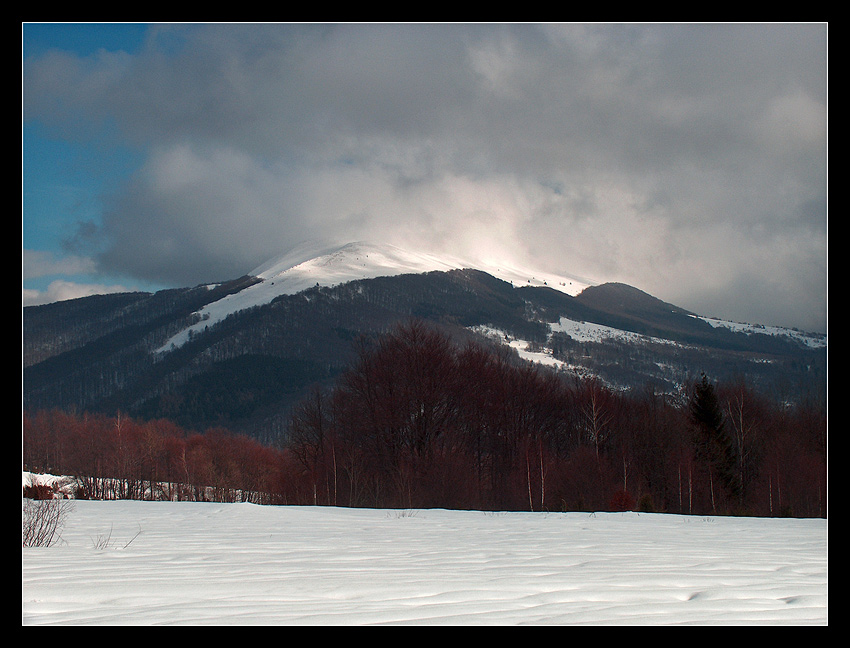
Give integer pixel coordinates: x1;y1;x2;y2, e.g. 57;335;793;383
721;380;766;508
580;379;612;460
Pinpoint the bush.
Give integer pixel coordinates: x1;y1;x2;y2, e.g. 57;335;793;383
22;498;74;547
22;483;55;500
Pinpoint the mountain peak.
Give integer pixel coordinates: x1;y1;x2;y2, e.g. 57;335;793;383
157;240;593;353
252;240;466;285
576;282;692;315
252;240;594;297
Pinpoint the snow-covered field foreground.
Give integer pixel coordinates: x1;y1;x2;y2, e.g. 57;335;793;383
22;500;827;625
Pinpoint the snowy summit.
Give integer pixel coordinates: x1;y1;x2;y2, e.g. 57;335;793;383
157;241;592;353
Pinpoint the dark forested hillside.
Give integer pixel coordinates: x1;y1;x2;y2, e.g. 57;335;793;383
23;267;826;444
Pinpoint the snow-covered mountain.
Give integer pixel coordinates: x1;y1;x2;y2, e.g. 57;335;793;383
23;239;826;439
157;241;594;352
251;240;593;295
156;240;825;355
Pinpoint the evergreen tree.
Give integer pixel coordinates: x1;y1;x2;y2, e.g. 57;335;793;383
689;373;740;508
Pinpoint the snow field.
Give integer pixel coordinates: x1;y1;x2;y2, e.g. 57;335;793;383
22;500;827;625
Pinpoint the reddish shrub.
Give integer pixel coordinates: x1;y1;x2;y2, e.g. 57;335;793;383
23;483;56;500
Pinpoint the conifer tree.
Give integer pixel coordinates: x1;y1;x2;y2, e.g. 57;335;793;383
688;373;740;509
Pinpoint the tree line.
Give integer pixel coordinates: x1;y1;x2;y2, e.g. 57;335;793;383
23;320;826;517
23;411;290;505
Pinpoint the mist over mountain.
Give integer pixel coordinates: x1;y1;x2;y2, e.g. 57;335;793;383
23;241;826;443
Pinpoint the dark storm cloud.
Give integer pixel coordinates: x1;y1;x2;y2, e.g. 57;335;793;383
23;23;827;331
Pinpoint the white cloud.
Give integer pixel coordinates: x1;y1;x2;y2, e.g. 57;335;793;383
23;279;132;307
23;249;96;280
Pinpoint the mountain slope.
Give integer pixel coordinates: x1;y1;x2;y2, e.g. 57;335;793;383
22;241;826;441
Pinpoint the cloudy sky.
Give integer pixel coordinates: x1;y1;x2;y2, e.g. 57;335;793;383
22;23;827;332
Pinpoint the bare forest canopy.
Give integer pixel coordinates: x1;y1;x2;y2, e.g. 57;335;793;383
24;321;826;518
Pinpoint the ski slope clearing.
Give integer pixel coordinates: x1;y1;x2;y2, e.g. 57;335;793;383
22;500;827;625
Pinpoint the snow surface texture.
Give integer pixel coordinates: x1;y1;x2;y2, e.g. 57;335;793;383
22;499;827;625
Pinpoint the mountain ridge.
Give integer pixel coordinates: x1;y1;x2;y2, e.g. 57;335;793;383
23;241;826;441
156;240;595;353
